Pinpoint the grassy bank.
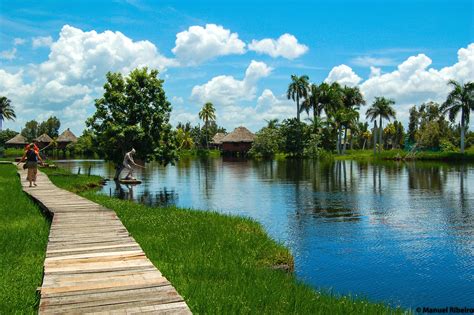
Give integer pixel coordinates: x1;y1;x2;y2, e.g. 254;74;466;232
42;167;406;314
334;148;474;162
178;148;221;158
0;165;50;313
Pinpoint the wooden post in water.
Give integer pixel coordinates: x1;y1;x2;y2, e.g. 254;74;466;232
77;167;81;175
88;166;91;176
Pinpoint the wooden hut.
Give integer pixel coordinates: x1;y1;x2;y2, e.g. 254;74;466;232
57;128;78;150
35;133;53;150
221;126;255;154
210;132;226;149
5;133;27;149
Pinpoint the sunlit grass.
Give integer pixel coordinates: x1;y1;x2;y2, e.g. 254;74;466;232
0;165;50;313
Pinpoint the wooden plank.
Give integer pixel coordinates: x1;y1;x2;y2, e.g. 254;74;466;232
15;165;191;314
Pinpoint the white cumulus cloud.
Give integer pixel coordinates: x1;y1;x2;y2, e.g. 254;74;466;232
0;25;177;133
325;64;362;87
172;24;246;65
191;60;272;106
248;33;308;59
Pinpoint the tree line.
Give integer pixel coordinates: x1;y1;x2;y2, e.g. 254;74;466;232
247;76;473;158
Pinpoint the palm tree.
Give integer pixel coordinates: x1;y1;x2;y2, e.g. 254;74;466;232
366;97;396;153
287;75;309;122
301;84;322;127
440;80;474;153
318;82;343;118
199;102;216;149
341;86;365;153
0;96;16;131
265;119;279;129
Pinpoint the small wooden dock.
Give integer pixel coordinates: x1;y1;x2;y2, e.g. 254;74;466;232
17;166;191;314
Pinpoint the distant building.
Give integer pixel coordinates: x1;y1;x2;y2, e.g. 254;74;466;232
221;126;255;154
57;128;78;150
5;133;27;149
210;132;226;149
34;133;53;150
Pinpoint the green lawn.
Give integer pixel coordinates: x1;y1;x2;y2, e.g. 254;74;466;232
43;168;407;314
0;164;50;313
334;148;474;162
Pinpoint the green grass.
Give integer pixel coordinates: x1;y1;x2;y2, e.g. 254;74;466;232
334;148;474;162
179;149;221;158
43;167;407;314
0;164;50;313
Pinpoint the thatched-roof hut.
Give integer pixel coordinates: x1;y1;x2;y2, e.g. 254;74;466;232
57;128;78;149
221;126;255;154
5;133;26;148
35;133;53;149
210;132;226;149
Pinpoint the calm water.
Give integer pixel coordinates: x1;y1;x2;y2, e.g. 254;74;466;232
55;158;474;309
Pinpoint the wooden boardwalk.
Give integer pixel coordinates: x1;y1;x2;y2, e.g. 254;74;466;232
17;166;191;314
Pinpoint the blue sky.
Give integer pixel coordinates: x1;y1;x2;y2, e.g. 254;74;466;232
1;0;473;134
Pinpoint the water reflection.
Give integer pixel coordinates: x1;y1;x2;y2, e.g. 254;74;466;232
55;158;474;308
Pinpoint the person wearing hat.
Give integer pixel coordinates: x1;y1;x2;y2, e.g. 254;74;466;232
18;143;44;187
122;148;144;180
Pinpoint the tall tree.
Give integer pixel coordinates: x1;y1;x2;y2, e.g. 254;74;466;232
87;67;178;179
0;96;16;131
407;105;419;144
440;80;474;153
366;97;396;153
301;84;322;130
287;75;309;122
341;86;365;153
198;102;216;149
38;116;61;137
318;82;344;118
21;120;39;141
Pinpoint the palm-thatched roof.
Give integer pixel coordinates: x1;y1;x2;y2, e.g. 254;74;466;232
211;132;226;144
221;127;255;143
5;133;26;145
35;133;53;143
57;128;78;143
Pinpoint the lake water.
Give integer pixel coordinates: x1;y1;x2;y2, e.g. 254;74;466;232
55;158;474;309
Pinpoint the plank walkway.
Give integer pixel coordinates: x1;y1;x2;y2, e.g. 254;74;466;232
17;166;191;314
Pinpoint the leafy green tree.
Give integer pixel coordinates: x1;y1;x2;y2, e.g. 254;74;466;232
407;105;419;144
38;116;61;138
72;130;97;156
287;75;309;122
87;67;178;179
440;80;474;153
176;128;194;150
21;120;39;141
199;102;216;149
0;129;18;147
416;121;442;149
0;96;16;131
366;97;396;153
280;118;307;157
249;127;283;158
